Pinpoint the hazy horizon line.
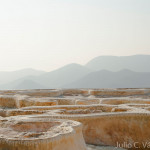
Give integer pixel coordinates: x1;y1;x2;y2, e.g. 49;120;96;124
0;54;150;72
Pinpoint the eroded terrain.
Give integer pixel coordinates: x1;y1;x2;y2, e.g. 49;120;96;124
0;88;150;150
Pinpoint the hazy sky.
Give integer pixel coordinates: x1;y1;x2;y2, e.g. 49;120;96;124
0;0;150;71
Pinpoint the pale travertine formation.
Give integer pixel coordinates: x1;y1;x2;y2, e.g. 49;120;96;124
0;88;150;150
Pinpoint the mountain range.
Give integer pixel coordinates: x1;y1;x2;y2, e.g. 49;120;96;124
0;55;150;89
86;55;150;72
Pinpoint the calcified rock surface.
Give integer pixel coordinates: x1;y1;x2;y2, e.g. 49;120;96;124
0;117;86;150
0;89;150;150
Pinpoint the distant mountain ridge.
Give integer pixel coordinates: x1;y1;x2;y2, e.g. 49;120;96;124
14;80;46;90
0;68;45;85
0;64;92;89
65;69;150;88
0;55;150;89
86;55;150;72
32;63;92;88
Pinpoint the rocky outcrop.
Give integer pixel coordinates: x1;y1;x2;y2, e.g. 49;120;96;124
0;117;86;150
0;88;150;149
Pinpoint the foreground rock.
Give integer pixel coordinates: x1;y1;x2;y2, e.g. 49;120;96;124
0;88;150;149
0;117;86;150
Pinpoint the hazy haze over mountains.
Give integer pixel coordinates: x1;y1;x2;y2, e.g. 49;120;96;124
0;55;150;89
86;55;150;72
0;68;45;85
31;63;92;88
65;69;150;88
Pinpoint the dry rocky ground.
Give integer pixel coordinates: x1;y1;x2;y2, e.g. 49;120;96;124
0;88;150;149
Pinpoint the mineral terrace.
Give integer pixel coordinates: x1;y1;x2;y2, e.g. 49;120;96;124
0;88;150;150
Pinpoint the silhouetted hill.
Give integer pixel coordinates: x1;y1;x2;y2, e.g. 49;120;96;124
0;77;46;90
34;63;92;88
0;55;150;89
86;55;150;72
65;69;150;88
14;80;46;89
0;68;45;85
0;64;92;89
